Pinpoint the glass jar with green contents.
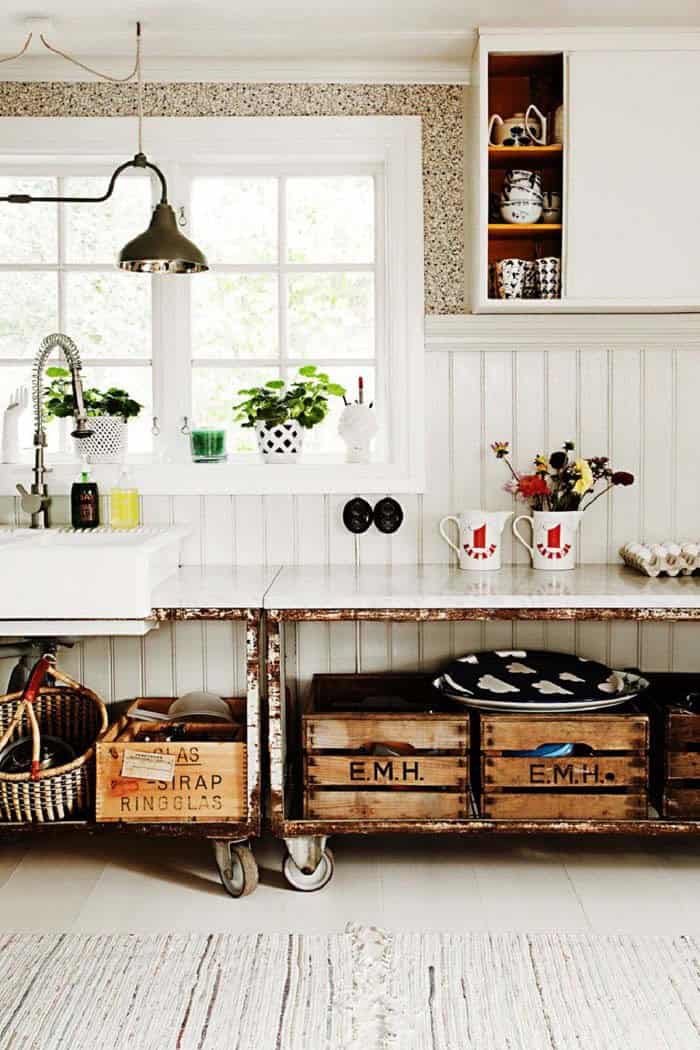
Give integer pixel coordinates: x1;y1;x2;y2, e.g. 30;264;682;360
190;428;227;463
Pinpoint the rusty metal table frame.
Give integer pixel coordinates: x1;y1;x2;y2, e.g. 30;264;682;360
0;607;264;897
266;605;700;881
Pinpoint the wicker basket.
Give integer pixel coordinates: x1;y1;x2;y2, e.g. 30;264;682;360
0;666;107;823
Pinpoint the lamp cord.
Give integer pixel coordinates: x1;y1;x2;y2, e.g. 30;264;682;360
0;32;33;64
39;23;144;154
38;29;139;83
1;25;144;150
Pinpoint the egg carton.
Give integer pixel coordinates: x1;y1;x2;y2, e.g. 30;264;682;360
619;541;700;577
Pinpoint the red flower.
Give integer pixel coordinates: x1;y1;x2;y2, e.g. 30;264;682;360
611;471;634;486
518;474;550;498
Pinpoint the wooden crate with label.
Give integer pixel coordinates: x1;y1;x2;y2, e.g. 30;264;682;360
96;697;247;823
302;674;471;820
477;706;649;820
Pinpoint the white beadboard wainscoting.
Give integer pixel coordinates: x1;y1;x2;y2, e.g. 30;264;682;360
1;314;700;694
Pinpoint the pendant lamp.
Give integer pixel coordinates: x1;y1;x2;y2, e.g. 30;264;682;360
0;23;208;274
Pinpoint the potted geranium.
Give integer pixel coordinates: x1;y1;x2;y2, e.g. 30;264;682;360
233;366;346;463
491;440;634;570
44;367;142;464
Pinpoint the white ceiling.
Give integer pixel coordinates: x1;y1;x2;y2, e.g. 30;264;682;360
2;1;700;75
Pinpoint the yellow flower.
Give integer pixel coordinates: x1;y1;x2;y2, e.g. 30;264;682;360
572;459;594;495
534;454;549;476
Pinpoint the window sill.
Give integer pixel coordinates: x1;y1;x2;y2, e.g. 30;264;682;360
0;457;424;496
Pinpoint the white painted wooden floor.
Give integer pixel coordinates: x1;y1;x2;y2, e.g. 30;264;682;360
0;832;698;935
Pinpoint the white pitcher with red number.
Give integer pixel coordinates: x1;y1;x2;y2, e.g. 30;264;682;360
439;510;513;571
513;510;583;570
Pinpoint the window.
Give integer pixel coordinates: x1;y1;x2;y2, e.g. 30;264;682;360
188;171;378;455
0;117;424;493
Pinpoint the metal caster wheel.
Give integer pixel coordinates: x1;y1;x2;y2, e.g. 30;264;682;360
283;848;335;892
213;840;259;898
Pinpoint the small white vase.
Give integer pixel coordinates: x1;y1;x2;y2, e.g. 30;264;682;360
338;404;378;464
72;414;127;464
255;420;304;463
512;510;583;570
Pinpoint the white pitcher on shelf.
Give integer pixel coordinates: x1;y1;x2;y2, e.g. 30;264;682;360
524;104;548;145
439;510;513;571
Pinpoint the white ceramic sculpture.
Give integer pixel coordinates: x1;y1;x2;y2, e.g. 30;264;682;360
1;385;28;464
338;404;378;464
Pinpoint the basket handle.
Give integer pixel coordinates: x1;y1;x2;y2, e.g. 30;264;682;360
9;653;55;780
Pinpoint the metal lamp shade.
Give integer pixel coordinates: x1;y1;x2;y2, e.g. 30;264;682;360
118;203;209;273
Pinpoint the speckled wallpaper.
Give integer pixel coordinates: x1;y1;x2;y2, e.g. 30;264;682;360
0;82;465;314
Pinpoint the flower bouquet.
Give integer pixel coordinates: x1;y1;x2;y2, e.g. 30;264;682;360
491;440;634;512
490;440;634;570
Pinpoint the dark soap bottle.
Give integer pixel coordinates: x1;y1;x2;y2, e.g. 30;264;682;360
71;465;100;529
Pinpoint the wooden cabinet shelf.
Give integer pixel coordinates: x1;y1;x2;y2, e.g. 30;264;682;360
488;145;563;167
488;223;562;236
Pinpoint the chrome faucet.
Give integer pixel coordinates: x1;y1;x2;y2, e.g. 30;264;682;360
16;333;93;529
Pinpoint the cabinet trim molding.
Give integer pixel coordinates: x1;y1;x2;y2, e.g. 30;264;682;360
425;314;700;351
477;27;700;51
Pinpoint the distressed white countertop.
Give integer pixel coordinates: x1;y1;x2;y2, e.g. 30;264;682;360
152;565;282;612
263;564;700;611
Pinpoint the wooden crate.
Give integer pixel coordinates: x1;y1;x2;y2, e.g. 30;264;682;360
645;673;700;819
663;706;700;818
96;697;247;823
478;707;649;821
303;675;470;820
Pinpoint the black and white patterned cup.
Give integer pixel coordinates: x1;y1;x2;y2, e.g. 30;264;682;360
523;260;537;298
495;257;528;299
488;262;497;298
541;190;562;224
535;256;561;299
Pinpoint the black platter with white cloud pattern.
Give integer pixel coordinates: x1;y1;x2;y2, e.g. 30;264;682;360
435;650;639;707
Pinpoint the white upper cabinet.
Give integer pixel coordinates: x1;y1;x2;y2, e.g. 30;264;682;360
472;29;700;313
566;50;700;305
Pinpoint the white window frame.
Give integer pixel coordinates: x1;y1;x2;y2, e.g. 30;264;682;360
0;116;425;495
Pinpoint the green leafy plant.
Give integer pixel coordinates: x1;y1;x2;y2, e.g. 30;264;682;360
44;367;142;422
233;366;346;430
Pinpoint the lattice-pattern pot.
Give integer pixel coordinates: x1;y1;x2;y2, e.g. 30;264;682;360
255;420;304;463
72;415;127;464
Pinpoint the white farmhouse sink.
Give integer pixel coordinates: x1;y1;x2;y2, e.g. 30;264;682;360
0;526;188;619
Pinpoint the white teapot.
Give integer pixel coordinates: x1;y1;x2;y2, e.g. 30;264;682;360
488;108;544;147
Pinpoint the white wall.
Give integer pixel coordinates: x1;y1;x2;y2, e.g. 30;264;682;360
2;315;699;694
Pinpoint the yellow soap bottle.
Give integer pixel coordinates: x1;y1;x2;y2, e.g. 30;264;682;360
110;469;140;529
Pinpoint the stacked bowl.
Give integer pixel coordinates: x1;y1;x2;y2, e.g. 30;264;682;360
500;169;542;224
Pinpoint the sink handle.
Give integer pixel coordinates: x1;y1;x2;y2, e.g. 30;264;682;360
16;483;48;516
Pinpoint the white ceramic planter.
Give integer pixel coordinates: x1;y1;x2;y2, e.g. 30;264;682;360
72;415;127;464
513;510;583;570
255;420;304;463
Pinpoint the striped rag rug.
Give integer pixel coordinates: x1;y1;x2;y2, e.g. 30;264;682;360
0;926;698;1049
